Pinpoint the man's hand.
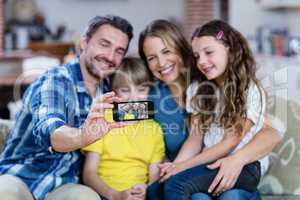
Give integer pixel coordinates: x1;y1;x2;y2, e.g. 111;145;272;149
207;154;246;196
81;91;123;147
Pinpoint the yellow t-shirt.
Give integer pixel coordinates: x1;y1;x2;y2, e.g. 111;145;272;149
81;109;165;191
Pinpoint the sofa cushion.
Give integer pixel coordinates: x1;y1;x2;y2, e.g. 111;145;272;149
259;96;300;195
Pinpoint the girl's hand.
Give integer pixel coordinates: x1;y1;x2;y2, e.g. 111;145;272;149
158;162;173;177
207;154;245;196
159;162;185;183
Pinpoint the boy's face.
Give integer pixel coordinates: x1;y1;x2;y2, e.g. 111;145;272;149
115;82;150;102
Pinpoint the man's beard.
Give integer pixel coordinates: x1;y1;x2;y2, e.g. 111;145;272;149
86;62;101;80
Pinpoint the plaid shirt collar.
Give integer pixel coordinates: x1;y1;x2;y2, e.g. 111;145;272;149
66;56;89;94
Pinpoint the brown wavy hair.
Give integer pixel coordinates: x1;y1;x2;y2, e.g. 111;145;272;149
191;20;263;131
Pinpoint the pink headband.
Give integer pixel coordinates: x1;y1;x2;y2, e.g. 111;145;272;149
216;31;224;40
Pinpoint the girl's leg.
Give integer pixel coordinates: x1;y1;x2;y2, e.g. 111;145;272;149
217;189;261;200
164;164;217;200
233;161;261;192
191;193;213;200
163;161;261;200
147;181;164;200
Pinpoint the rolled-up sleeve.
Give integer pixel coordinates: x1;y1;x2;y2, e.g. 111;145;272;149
30;75;74;148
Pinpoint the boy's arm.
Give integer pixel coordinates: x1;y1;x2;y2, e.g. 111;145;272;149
148;163;160;185
83;152;122;200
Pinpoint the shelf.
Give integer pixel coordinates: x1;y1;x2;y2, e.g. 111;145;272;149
260;0;300;9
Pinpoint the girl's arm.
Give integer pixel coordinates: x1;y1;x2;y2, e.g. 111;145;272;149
173;115;203;163
179;118;252;170
160;118;253;182
159;115;203;177
83;152;125;200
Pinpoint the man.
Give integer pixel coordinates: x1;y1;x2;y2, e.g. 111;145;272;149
0;15;133;200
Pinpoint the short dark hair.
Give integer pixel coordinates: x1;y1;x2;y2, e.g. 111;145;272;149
84;15;133;43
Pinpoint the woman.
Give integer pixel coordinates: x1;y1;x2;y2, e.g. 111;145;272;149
139;19;281;200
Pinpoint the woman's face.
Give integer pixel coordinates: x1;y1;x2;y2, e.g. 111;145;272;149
143;36;183;83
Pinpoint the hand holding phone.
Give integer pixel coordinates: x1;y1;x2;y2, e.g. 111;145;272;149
113;100;154;122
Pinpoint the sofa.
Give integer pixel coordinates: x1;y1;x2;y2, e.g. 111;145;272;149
1;96;300;200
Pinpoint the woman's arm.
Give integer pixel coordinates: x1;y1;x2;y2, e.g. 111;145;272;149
207;119;281;195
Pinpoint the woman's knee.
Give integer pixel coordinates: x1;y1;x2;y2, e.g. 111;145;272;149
46;184;100;200
0;174;34;200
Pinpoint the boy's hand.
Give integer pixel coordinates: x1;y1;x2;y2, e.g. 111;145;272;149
131;183;147;199
112;189;139;200
81;92;124;147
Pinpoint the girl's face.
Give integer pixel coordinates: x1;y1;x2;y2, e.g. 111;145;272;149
192;36;228;84
143;36;183;83
115;82;150;102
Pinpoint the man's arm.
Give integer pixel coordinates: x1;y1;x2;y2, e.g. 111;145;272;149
51;126;84;152
50;92;123;152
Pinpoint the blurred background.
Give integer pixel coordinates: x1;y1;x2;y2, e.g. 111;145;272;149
0;0;299;119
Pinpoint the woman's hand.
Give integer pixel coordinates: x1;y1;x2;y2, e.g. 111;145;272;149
207;154;246;196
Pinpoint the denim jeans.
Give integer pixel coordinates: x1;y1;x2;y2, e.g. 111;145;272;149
147;161;260;200
191;189;261;200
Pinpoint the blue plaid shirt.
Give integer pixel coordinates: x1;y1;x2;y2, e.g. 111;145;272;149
0;57;109;200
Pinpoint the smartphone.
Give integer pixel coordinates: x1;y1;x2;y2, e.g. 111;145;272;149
113;100;154;122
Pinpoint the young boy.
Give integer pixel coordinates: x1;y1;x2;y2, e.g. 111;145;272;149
82;57;165;200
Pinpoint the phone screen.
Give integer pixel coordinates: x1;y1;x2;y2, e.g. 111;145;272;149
113;101;154;122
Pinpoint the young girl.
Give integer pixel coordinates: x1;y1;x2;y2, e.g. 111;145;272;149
160;20;266;200
82;57;165;200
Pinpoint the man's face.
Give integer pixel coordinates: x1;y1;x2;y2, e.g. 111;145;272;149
80;24;129;80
